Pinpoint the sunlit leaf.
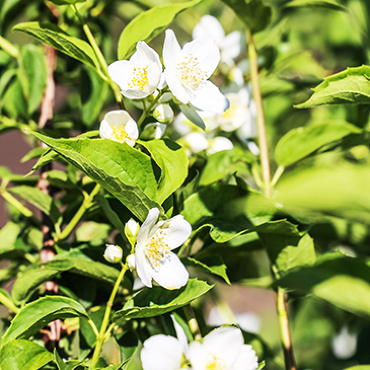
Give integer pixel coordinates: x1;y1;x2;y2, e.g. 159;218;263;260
118;0;201;60
296;65;370;108
114;279;213;319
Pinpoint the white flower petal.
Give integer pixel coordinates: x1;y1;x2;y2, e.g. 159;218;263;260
151;252;189;289
220;31;242;61
185;132;209;153
99;118;113;139
157;214;192;250
182;36;220;78
189;81;229;113
163;29;182;73
135;242;153;288
231;345;258;370
192;15;225;45
125;119;139;140
171;315;189;355
136;208;160;245
202;326;244;368
207;137;233;154
188;341;207;370
141;334;183;370
164;69;190;105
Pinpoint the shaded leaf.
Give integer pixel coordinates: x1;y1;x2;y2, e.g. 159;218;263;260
182;184;276;242
114;279;213;319
0;339;53;370
118;0;201;60
284;0;345;10
222;0;272;34
13;22;98;69
275;122;361;166
186;256;230;284
296;65;370;108
9;185;61;224
2;296;88;344
139;139;188;204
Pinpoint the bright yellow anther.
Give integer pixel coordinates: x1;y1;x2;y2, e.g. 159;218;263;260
109;125;130;143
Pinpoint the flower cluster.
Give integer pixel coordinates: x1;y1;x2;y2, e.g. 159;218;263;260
141;321;259;370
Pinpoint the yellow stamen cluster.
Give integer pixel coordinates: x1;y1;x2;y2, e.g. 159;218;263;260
128;65;149;91
145;229;170;267
205;354;227;370
176;53;207;90
109;125;130;143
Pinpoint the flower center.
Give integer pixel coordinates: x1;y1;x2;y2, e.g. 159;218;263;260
145;229;170;267
205;354;228;370
128;65;149;91
109;125;130;143
176;53;207;90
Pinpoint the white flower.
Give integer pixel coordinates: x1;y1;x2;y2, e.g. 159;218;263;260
207;137;233;155
99;110;139;147
163;29;229;113
192;15;242;66
332;326;357;359
141;315;189;370
127;254;136;271
103;244;123;263
153;104;174;123
108;42;162;99
184;132;209;154
135;208;191;289
188;327;258;370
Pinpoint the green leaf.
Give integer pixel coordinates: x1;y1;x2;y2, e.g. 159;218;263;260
221;0;272;34
138;139;188;204
118;0;201;60
277;254;370;320
13;22;98;69
9;185;61;225
2;296;88;344
186;256;230;284
12;268;61;304
0;221;21;259
182;184;276;243
18;45;47;115
342;367;370;370
295;65;370;108
115;331;139;363
275;164;370;224
0;340;54;370
257;222;316;275
54;349;88;370
49;0;86;5
199;147;254;186
114;279;213;319
21;147;47;163
97;194;126;238
30;132;162;221
284;0;345;10
76;221;111;245
80;66;109;127
30;149;61;173
275;122;362;166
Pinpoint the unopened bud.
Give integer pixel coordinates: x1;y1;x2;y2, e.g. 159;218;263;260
153;104;174;124
127;254;136;271
103;244;123;263
125;219;140;247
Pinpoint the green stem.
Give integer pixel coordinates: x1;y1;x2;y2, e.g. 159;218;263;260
0;291;19;313
246;30;271;198
1;190;33;218
183;304;202;341
271;165;285;188
136;89;166;127
57;183;101;242
91;261;128;368
277;287;296;370
72;5;124;110
0;35;18;58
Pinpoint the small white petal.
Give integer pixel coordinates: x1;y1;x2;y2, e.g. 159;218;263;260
127;254;136;271
189;81;229;113
164;69;190;105
141;335;183;370
220;31;242;61
171;315;189;355
232;345;258;370
163;29;182;73
207;137;233;154
185;132;209;153
151;252;189;289
135;241;154;288
192;15;225;45
136;208;160;246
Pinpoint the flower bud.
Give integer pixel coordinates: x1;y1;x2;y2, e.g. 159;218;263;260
125;219;140;247
153;104;174;123
127;254;136;271
103;244;123;263
140;122;167;140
